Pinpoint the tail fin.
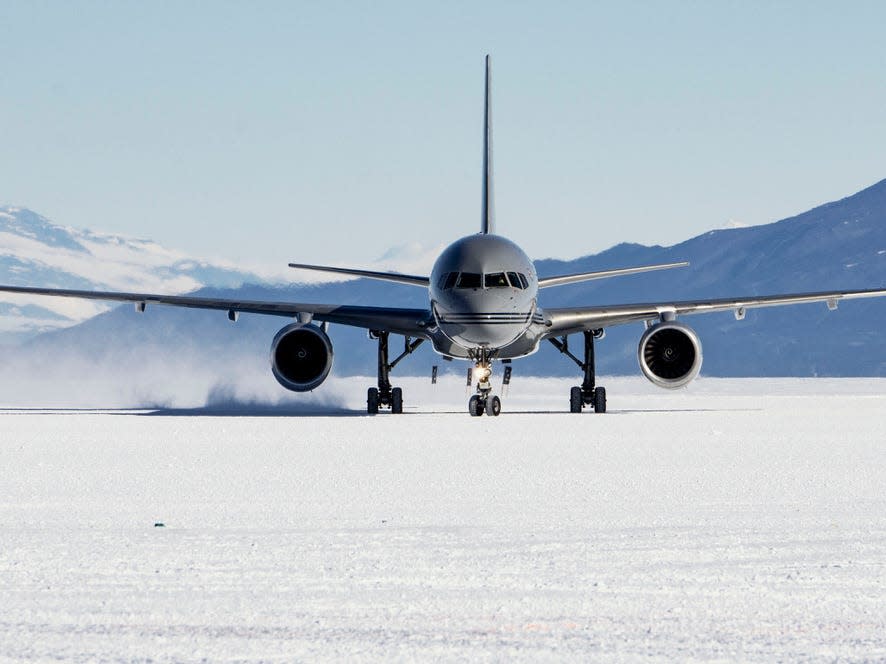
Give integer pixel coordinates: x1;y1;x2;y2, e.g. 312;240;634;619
481;55;495;234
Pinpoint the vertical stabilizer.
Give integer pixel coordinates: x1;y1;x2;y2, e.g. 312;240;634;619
481;55;495;234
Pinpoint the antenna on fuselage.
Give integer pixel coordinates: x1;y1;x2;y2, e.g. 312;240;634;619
481;54;495;235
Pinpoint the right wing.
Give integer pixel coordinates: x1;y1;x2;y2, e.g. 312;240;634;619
0;284;433;337
543;287;886;337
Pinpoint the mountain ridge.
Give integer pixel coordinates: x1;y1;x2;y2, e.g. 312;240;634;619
0;205;292;341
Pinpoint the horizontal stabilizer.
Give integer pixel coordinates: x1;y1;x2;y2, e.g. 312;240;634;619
538;261;689;289
288;263;429;287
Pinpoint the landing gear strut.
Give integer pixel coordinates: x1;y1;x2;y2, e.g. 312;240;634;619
367;331;422;415
549;330;607;413
467;349;502;417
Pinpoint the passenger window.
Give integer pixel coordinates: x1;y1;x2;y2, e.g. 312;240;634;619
484;272;509;288
507;272;522;289
456;272;482;288
518;273;529;289
443;272;458;290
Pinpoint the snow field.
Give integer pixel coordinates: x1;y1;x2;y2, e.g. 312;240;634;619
0;378;884;661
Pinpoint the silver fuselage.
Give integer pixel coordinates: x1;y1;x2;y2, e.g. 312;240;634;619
427;234;546;359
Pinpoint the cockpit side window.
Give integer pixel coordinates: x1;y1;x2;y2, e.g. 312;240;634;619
456;272;482;289
484;272;509;288
518;273;529;289
507;272;522;289
442;272;458;290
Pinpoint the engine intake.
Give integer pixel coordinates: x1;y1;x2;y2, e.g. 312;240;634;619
270;323;333;392
638;321;702;389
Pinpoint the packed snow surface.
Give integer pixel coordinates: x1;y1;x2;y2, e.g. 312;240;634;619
1;378;884;661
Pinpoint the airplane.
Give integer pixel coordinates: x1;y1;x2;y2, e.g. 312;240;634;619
1;56;884;416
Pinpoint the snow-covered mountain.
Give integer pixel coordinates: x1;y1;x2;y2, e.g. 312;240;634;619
0;207;446;344
0;206;286;342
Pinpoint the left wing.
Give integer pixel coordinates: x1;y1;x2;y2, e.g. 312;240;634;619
543;288;886;337
0;284;433;337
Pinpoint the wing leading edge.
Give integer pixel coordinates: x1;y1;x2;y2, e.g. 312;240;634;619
542;287;886;337
0;284;433;337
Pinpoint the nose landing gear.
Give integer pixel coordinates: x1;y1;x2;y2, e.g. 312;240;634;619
467;353;502;417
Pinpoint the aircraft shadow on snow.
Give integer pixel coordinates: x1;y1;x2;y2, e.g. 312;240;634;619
140;402;363;417
0;405;760;417
0;403;363;418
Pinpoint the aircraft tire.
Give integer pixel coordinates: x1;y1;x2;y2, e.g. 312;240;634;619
391;387;403;414
570;386;583;413
469;395;483;417
367;387;380;415
485;395;501;417
593;387;607;413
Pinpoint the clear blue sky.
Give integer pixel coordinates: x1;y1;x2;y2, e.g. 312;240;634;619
3;1;886;267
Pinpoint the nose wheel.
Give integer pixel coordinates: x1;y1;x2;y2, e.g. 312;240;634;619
468;395;483;416
486;395;501;416
468;394;501;417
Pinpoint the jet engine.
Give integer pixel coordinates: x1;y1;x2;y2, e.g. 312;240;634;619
270;323;333;392
638;321;703;389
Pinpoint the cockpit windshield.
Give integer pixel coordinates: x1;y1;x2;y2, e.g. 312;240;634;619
439;271;529;290
456;272;482;289
507;272;528;289
484;272;509;288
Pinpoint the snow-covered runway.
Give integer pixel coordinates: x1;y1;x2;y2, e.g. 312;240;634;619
1;378;884;661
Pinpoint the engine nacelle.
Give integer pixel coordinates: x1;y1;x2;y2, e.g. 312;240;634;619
638;321;703;389
270;323;333;392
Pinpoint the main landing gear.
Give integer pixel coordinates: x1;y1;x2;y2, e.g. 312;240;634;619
367;331;422;415
549;329;607;414
467;350;502;417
